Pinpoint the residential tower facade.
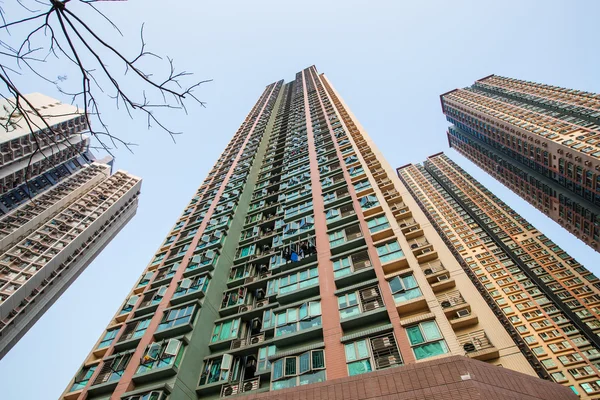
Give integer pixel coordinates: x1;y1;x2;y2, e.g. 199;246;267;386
61;67;575;400
0;93;95;215
398;153;600;398
440;75;600;251
0;160;141;358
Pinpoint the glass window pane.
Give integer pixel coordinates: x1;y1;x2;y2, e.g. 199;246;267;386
414;341;448;360
356;340;369;359
312;350;325;369
389;277;403;293
421;321;442;341
348;360;372;376
299;352;310;374
402;275;417;289
345;343;357;361
406;326;424;345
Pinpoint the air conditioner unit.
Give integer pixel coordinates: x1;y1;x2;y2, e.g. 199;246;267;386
400;223;407;228
437;275;449;282
230;339;243;349
456;309;471;318
463;342;476;352
250;335;264;345
363;301;380;311
239;305;253;313
441;300;452;308
424;268;433;275
221;384;239;397
255;300;268;308
421;248;431;253
410;243;418;249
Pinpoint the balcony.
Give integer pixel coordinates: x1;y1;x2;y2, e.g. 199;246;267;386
399;220;423;240
457;330;499;361
437;291;470;317
390;202;411;219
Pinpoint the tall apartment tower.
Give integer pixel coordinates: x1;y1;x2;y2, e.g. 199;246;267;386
0;93;141;358
440;76;600;252
61;67;575;400
398;153;600;398
0;160;141;358
0;93;96;215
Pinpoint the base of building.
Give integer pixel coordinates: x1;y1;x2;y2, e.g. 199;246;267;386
240;356;575;400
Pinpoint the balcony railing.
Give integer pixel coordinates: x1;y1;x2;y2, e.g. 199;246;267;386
437;290;465;309
457;330;495;354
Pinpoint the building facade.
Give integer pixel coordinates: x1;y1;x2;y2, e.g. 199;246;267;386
398;152;600;398
61;67;576;400
0;160;141;358
440;75;600;252
0;93;96;215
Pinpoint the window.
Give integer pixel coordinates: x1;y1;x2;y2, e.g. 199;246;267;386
211;319;241;342
376;241;404;263
354;180;371;192
69;365;96;392
136;339;184;374
581;380;600;394
187;249;218;272
406;321;448;360
328;224;362;248
266;267;318;296
271;350;325;390
157;305;196;332
332;250;371;278
118;318;151;342
344;333;402;376
93;353;132;385
137;271;154;288
199;356;232;385
173;275;210;298
275;301;322;337
97;328;119;349
120;295;140;314
124;390;167;400
388;274;422;303
367;215;390;233
152;253;166;265
359;195;379;210
258;345;276;371
338;286;383;319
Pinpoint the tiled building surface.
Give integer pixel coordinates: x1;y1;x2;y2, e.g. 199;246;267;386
0;93;95;214
0;161;141;358
398;153;600;398
61;67;572;400
230;356;576;400
440;75;600;252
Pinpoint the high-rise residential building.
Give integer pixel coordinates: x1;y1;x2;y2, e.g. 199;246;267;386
61;67;575;400
0;93;141;358
0;159;141;358
440;75;600;252
0;93;96;215
398;152;600;398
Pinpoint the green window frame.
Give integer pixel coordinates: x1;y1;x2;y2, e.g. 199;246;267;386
406;321;448;360
271;350;325;390
211;318;241;342
367;215;390;233
388;274;422;303
376;241;404;263
97;328;119;349
344;339;372;376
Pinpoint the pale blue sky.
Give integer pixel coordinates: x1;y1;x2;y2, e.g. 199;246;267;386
1;1;599;399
